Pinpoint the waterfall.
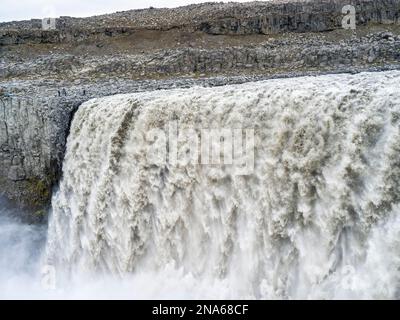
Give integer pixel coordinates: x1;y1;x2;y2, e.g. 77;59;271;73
45;71;400;299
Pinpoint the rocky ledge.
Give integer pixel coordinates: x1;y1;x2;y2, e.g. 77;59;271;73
0;0;400;221
1;0;399;44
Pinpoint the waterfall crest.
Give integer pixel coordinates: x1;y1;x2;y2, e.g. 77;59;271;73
45;71;400;299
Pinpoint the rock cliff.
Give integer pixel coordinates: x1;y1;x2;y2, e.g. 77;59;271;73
1;0;399;44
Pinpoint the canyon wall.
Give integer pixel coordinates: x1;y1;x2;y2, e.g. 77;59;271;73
0;96;80;214
1;0;399;45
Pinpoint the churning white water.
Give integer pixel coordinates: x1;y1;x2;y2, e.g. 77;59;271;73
41;71;400;299
1;71;400;299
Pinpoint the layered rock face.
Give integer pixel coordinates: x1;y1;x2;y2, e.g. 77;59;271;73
1;0;399;44
198;0;400;35
0;96;80;213
2;33;400;80
0;0;400;216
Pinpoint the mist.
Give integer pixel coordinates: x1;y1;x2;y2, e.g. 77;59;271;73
0;197;230;299
0;197;46;299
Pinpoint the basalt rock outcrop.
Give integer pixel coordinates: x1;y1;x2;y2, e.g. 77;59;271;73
0;0;399;45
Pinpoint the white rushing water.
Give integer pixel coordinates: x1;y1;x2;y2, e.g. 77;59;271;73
44;71;400;299
2;71;400;299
